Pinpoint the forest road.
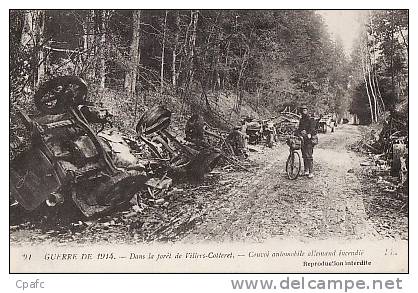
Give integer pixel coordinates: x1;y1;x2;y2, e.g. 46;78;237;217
183;124;380;243
10;124;385;244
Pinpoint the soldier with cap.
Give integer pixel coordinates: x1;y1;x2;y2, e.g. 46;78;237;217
295;105;317;178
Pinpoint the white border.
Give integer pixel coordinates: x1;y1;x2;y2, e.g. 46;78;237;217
2;1;416;292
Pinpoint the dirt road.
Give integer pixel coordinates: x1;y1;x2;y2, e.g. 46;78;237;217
183;124;379;242
10;124;407;244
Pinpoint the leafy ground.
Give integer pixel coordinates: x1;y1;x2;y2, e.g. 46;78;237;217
10;124;408;245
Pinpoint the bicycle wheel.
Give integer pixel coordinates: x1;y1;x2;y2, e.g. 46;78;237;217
286;151;301;180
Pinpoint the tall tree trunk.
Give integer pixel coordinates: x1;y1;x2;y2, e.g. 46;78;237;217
390;11;396;104
36;11;46;86
207;11;221;91
374;72;385;111
235;48;248;112
98;10;107;92
82;10;96;80
172;10;180;88
214;25;223;91
364;25;378;122
256;87;260;111
187;10;199;88
369;70;378;120
368;11;385;114
360;43;375;123
367;51;380;118
160;10;168;94
223;39;230;89
21;10;46;88
125;10;141;95
366;57;378;121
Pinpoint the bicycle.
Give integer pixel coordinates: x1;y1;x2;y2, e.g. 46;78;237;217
285;135;303;180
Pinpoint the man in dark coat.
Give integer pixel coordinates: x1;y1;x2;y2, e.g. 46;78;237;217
295;105;317;178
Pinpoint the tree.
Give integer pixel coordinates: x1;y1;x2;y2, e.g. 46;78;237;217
160;10;168;93
124;10;141;95
349;10;408;123
98;10;108;91
21;10;46;88
371;10;408;108
12;9;390;126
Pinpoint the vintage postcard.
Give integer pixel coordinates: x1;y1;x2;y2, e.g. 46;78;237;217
9;9;408;273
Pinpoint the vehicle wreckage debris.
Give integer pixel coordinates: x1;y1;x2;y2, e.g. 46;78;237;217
351;110;408;199
9;76;253;225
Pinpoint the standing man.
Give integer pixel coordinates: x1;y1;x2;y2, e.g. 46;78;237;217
296;105;317;178
240;119;249;154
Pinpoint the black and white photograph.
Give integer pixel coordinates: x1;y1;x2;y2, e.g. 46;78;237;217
9;9;409;273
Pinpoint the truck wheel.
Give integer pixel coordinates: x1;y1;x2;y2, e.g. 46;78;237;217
34;76;88;114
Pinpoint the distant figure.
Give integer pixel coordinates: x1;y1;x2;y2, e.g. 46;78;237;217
295;105;318;178
185;114;205;144
240;119;249;153
226;125;248;158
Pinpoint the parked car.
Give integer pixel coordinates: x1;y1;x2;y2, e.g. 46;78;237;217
245;118;263;145
317;114;337;133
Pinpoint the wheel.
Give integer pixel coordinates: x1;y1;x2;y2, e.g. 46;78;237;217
136;105;171;135
286;151;301;180
34;76;88;114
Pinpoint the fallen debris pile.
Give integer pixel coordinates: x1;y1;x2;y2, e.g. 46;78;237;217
273;111;300;139
352;109;408;199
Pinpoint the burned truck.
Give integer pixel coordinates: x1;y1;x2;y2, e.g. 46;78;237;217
10;76;221;219
10;76;153;218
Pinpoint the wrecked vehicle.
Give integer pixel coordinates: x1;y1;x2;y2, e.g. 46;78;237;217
245;118;263;145
10;76;229;219
10;76;165;218
136;109;223;181
317;114;337;133
183;113;245;157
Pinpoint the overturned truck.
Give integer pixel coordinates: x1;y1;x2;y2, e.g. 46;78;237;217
10;76;221;218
